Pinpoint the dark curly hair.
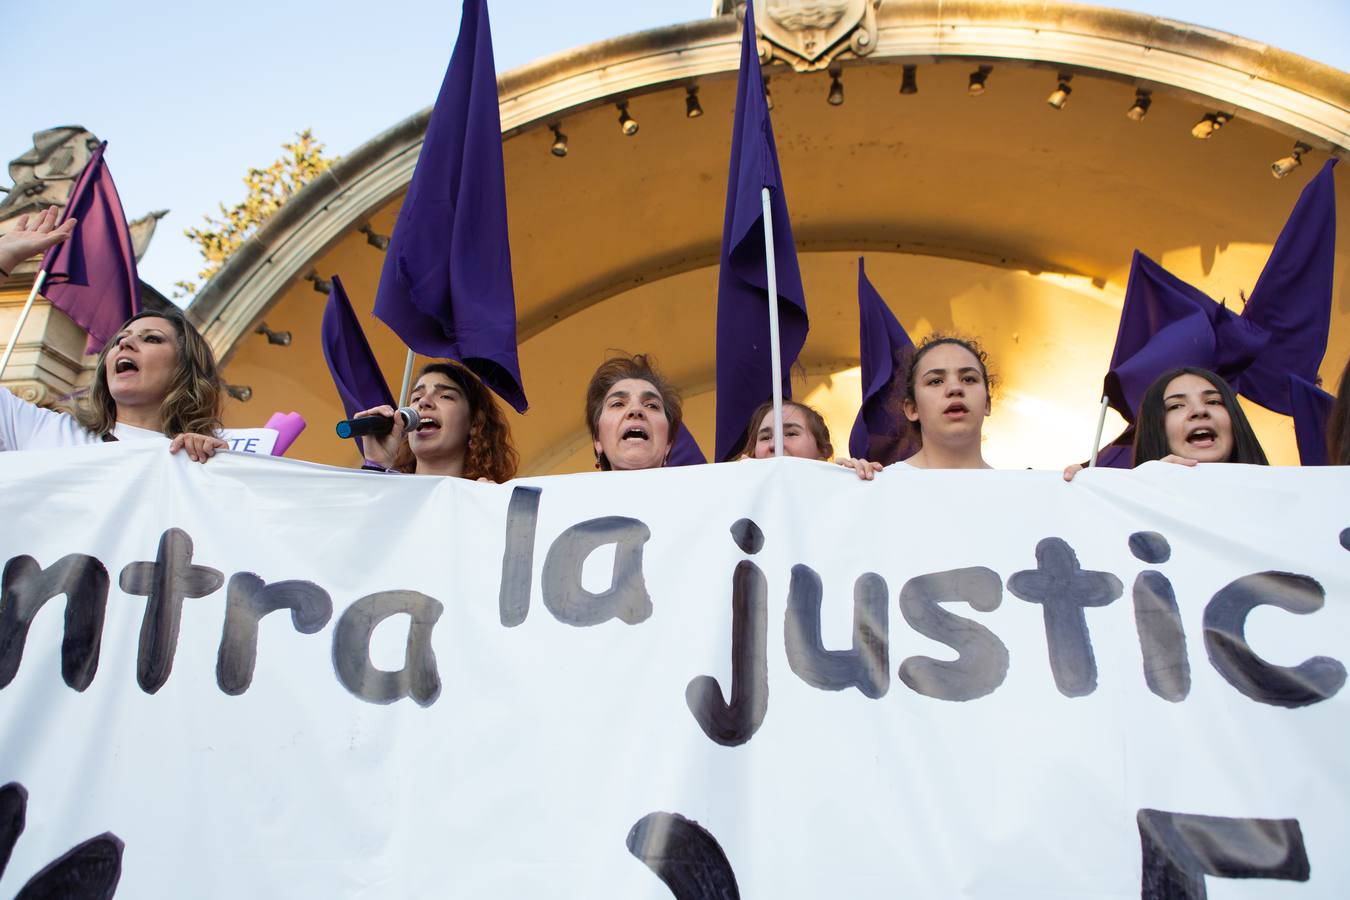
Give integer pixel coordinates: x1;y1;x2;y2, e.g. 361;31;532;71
584;353;683;470
1131;367;1267;466
394;361;518;482
76;308;223;439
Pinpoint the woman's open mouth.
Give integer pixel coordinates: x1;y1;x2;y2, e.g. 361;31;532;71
1185;427;1217;448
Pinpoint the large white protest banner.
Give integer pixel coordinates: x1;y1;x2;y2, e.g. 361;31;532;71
0;443;1346;898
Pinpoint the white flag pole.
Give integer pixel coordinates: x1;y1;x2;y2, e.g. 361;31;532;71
0;269;48;382
761;187;785;459
1088;394;1109;467
397;349;417;408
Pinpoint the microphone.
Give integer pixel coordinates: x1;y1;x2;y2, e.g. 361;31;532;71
335;407;421;440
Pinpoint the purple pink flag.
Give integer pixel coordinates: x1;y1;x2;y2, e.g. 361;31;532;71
373;0;527;413
713;0;808;461
39;142;140;353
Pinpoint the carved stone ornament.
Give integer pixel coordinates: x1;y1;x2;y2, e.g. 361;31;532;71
0;126;100;227
748;0;880;72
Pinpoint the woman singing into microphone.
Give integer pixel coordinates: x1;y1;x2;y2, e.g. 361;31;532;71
353;361;518;482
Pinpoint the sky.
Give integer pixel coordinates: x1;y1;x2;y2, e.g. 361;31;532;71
5;0;1348;297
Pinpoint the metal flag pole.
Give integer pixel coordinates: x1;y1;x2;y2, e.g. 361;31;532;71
1088;394;1109;467
397;348;416;407
761;187;785;459
0;269;49;382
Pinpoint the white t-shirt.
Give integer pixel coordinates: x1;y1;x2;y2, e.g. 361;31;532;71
0;387;164;451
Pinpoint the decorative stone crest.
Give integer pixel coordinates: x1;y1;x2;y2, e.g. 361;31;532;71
746;0;880;72
0;127;165;263
0;126;100;226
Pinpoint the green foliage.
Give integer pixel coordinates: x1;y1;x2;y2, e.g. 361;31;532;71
174;130;334;298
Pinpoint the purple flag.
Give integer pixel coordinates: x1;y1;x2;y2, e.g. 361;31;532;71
39;142;140;353
713;0;808;461
1288;373;1333;466
1094;428;1136;470
373;0;527;413
1103;251;1267;422
1234;159;1338;414
666;427;708;467
849;258;916;463
322;275;395;420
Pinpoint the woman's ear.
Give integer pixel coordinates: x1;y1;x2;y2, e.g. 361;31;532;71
902;399;919;423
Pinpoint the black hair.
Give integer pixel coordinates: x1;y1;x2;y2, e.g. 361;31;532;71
1131;367;1268;466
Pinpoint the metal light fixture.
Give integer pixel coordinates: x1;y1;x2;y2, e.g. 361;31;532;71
1190;112;1230;139
968;65;992;96
1125;88;1152;122
1046;73;1072;110
304;270;332;295
254;323;291;347
617;101;638;136
358;223;389;250
549;123;568;157
900;64;917;95
827;69;844;106
685;86;703;119
1271;142;1312;179
225;384;253;402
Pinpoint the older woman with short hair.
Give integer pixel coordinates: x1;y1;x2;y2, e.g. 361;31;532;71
584;353;682;471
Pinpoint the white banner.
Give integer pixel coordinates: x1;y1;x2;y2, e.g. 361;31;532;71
0;444;1347;898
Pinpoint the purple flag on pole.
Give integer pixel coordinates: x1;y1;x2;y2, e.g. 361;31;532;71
1234;159;1338;415
713;0;808;461
1094;429;1136;470
322;274;395;419
39;142;140;354
849;257;916;463
1103;251;1267;422
373;0;527;413
666;427;708;467
1288;373;1333;466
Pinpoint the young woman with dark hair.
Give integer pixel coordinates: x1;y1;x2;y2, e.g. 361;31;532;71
1064;367;1267;480
1130;367;1268;467
740;399;882;480
893;334;996;470
584;353;681;472
356;360;518;482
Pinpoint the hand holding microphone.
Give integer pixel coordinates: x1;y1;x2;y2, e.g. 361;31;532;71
335;406;421;439
338;405;423;468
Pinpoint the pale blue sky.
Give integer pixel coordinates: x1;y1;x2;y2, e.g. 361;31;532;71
6;1;1347;296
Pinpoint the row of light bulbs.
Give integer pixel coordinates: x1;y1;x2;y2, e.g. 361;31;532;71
547;64;1317;180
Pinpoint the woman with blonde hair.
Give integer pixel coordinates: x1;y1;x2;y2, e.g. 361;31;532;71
0;208;226;461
